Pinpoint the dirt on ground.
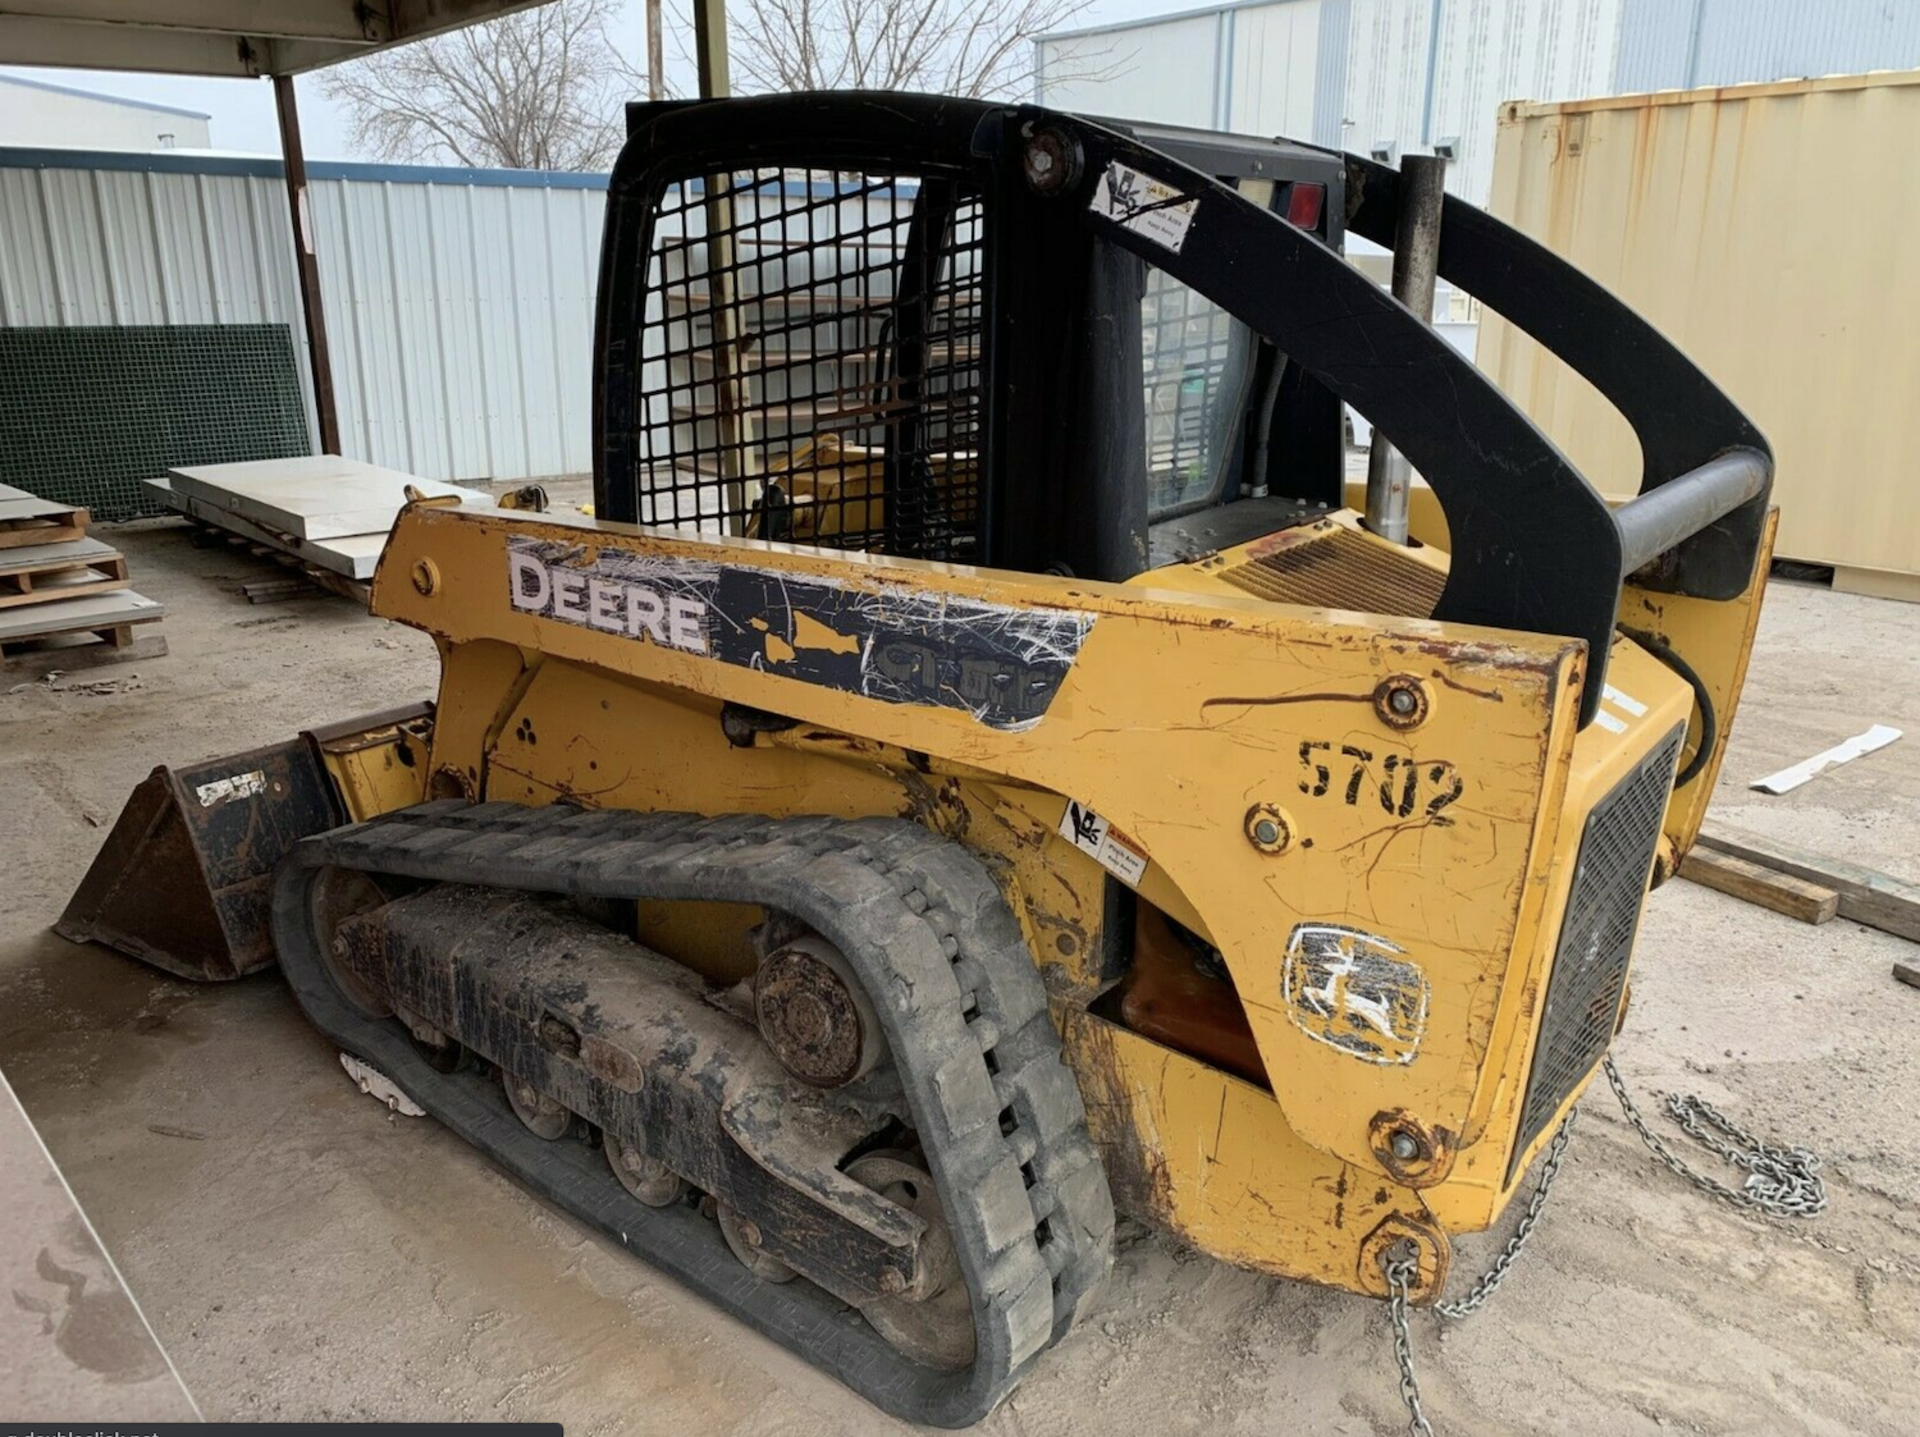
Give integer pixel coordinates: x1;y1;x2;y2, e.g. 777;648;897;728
2;518;1917;1435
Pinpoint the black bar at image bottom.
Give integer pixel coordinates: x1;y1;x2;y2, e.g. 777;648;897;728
1;1427;563;1437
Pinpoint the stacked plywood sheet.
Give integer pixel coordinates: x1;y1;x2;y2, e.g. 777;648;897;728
0;483;166;672
146;456;495;595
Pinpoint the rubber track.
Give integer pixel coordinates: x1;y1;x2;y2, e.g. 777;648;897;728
271;801;1114;1427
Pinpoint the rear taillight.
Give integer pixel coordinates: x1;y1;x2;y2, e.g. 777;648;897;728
1284;182;1325;232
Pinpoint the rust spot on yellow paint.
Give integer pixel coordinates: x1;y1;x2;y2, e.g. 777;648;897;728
1432;670;1503;702
1245;519;1339;560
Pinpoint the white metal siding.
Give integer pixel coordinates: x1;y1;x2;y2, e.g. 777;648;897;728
1618;0;1920;95
1226;1;1324;137
1039;0;1920;207
1038;13;1228;129
0;77;211;151
0;152;604;483
1342;0;1434;163
1425;0;1623;203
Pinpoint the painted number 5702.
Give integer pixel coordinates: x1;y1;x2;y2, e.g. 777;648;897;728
1298;741;1464;826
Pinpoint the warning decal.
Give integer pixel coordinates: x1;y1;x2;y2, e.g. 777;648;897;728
1057;799;1150;885
195;770;267;808
1087;161;1199;253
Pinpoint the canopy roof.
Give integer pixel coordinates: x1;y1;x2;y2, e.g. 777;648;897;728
0;0;553;77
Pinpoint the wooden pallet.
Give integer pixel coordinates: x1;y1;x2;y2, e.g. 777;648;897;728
0;485;90;550
0;537;129;609
0;590;166;672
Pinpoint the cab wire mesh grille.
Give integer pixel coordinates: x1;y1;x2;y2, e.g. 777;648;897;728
631;170;984;561
1508;725;1685;1182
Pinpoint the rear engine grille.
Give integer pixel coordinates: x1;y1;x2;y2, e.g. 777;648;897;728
1508;726;1684;1180
1217;525;1446;617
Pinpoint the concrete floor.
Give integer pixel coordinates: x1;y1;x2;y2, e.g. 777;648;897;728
2;519;1917;1434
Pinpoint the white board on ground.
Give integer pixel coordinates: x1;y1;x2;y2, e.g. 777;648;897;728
146;477;387;582
0;591;162;642
1751;725;1903;795
167;456;493;541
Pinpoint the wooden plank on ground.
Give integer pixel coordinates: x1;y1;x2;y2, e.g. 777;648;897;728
1894;962;1920;990
1698;825;1920;943
1679;847;1840;924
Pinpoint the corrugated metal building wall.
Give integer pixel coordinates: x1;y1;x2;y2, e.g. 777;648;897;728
1037;0;1920;205
0;147;607;483
1615;0;1920;95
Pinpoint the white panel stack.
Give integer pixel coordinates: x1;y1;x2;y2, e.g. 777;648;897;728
149;456;497;583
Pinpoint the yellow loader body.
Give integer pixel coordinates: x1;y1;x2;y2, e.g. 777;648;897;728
317;495;1771;1300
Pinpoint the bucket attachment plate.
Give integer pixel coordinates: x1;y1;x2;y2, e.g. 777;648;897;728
56;740;341;981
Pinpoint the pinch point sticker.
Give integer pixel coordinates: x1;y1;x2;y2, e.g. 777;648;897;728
1088;160;1199;253
1281;923;1429;1065
1057;799;1149;885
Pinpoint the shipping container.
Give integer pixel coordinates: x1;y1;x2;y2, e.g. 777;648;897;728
1479;71;1920;599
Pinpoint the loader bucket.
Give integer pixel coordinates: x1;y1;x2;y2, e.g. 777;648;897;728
56;740;342;981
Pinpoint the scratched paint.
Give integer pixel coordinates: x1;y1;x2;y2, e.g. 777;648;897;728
504;535;1095;731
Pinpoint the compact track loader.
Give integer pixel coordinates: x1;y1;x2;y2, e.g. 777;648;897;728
63;95;1776;1424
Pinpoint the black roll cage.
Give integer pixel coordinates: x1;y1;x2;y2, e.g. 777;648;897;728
594;93;1772;729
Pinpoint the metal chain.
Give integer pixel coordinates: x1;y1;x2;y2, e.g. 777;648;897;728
1380;1057;1826;1434
1379;1107;1576;1435
1382;1242;1436;1437
1434;1107;1578;1319
1602;1055;1827;1217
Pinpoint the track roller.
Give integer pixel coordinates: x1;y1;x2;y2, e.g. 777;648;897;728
502;1068;571;1139
605;1133;686;1208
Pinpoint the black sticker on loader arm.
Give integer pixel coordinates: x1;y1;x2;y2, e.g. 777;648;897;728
506;536;1093;731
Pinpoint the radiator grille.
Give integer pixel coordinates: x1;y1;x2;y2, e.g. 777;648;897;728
1217;524;1446;616
629;170;984;561
1509;726;1685;1180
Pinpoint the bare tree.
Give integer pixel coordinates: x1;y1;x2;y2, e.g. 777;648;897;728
726;0;1113;98
321;0;654;171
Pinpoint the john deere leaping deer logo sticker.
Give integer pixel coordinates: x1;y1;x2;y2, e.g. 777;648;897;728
1282;924;1429;1065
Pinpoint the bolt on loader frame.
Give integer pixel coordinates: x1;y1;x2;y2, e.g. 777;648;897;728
62;94;1774;1425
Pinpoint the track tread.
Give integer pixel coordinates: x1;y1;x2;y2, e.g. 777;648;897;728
272;803;1113;1426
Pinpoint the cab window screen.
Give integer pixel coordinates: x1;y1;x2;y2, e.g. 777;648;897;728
1141;268;1255;517
630;169;985;560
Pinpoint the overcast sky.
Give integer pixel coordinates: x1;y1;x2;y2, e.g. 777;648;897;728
0;0;1166;163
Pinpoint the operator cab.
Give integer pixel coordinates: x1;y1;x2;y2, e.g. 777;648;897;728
594;105;1352;587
